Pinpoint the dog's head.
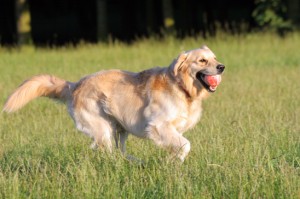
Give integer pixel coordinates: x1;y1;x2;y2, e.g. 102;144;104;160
171;45;225;96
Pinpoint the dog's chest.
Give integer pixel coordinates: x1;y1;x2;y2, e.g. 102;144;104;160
173;101;202;133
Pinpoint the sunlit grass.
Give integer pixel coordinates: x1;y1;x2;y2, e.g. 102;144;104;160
0;33;299;198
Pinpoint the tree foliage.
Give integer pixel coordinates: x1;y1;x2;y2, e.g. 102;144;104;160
252;0;292;34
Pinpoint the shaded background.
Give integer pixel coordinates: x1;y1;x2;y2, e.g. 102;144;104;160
0;0;299;46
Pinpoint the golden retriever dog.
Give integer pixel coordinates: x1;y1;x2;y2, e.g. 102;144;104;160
3;45;225;162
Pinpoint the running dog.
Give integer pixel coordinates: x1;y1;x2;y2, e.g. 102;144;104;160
3;46;225;162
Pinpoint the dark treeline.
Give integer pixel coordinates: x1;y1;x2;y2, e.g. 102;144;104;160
0;0;299;46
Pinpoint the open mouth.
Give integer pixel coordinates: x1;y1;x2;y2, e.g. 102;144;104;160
196;72;222;92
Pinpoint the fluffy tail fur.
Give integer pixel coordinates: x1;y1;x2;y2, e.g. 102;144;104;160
3;75;71;113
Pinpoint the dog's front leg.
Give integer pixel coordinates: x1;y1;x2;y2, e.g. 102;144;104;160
119;132;128;154
147;123;190;162
119;132;144;164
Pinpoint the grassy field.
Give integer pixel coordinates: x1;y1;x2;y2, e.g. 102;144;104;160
0;33;299;198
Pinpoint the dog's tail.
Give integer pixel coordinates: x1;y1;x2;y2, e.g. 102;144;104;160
3;75;72;113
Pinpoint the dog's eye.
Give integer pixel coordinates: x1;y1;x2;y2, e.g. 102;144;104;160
199;59;207;63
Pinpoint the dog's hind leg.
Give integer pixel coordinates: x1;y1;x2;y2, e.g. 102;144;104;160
74;109;117;152
147;123;191;162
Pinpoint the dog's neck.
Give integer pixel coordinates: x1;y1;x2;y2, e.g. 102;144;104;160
167;66;193;100
177;82;192;99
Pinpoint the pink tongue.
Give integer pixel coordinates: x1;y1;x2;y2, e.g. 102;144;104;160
203;75;221;89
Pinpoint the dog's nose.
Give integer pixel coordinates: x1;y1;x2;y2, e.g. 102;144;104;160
216;64;225;72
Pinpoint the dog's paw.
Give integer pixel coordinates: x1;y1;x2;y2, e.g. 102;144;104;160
125;154;145;167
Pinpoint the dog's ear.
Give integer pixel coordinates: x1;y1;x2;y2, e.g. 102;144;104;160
201;45;210;50
172;52;189;76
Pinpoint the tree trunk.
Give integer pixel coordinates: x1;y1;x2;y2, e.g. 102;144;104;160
287;0;300;26
96;0;107;41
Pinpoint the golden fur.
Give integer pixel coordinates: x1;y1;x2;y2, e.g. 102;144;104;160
3;46;225;162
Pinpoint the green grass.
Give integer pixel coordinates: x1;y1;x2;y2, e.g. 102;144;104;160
0;33;299;198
